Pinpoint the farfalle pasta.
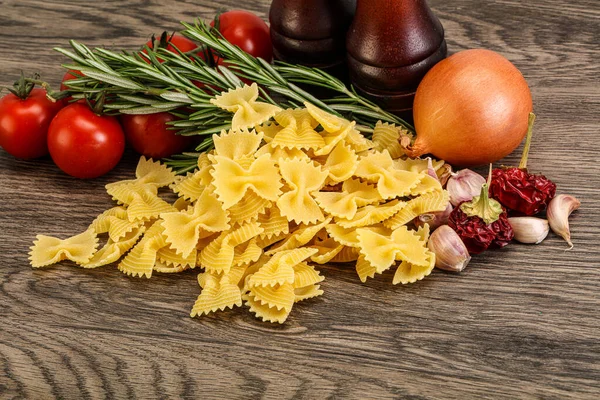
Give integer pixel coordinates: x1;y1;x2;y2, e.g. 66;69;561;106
210;83;281;130
30;99;451;324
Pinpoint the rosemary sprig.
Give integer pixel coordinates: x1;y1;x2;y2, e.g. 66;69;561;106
54;18;414;173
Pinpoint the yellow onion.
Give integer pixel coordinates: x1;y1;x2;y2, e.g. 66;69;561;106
409;49;533;166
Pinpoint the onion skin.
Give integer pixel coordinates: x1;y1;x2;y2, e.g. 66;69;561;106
410;49;533;167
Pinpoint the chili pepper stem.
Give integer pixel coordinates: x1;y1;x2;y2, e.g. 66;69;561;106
519;113;536;169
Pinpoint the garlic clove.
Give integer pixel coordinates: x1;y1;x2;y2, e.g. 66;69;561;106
415;203;452;231
508;217;549;244
447;169;486;206
547;194;581;249
427;225;471;272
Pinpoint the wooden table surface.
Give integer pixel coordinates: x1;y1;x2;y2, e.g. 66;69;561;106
1;0;599;398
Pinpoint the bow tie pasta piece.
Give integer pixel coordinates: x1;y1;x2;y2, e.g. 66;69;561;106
355;151;423;199
156;243;197;270
126;187;176;222
191;273;243;317
247;247;318;288
118;221;166;278
309;237;345;264
232;237;263;267
29;228;99;268
394;157;446;174
357;226;430;273
210;83;281;130
90;206;128;234
335;200;407;229
227;191;272;227
383;190;449;230
410;173;443;196
372;121;406;159
292;262;324;289
393;250;436;285
313;121;355;157
161;190;230;258
294;285;324;302
256;122;281;143
271;109;325;150
84;226;146;269
344;127;375;153
329;246;360;263
356;254;379;283
314;178;381;220
170;153;213;201
316;142;358;183
255;142;310;164
276;159;329;224
105;156;176;194
248;283;295;312
266;217;331;255
211;154;282;209
243;292;291;324
303;101;346;133
325;224;392;249
257;205;290;240
213;128;263;159
198;222;263;274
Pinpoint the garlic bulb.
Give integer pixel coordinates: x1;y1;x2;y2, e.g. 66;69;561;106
508;217;549;244
447;169;486;206
427;225;471;272
547;194;580;249
415;204;452;231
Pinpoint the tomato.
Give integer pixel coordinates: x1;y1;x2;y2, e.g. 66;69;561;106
143;33;203;63
48;102;125;178
212;10;273;62
0;88;64;159
60;70;83;91
121;112;192;159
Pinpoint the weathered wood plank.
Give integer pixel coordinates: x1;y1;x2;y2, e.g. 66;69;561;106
1;0;599;398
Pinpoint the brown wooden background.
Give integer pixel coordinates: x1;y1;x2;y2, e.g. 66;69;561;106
1;0;599;398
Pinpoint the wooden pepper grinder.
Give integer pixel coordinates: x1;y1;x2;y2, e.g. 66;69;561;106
346;0;447;116
269;0;356;70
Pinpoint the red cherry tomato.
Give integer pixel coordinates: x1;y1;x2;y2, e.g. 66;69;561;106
212;10;273;62
120;112;192;159
143;33;203;63
0;88;64;159
48;103;125;178
60;70;83;91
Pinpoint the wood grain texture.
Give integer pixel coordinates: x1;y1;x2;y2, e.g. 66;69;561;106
1;0;599;398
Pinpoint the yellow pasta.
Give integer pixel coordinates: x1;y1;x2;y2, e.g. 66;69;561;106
392;251;436;285
248;247;318;288
31;100;454;324
210;153;282;209
355;151;423;199
276;159;329;224
84;227;145;269
318;142;358;182
210;83;282;130
271;109;325;150
29;229;99;268
266;217;331;255
161;190;230;257
383;190;449;230
314;178;381;219
357;226;430;273
372;121;405;159
191;273;243;317
335;199;407;229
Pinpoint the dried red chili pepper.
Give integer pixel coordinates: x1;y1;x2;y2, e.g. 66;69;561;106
448;168;514;254
490;113;556;215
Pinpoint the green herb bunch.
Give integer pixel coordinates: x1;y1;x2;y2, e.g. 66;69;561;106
55;19;413;173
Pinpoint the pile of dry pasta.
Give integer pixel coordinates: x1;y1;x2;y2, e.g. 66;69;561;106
29;83;449;323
